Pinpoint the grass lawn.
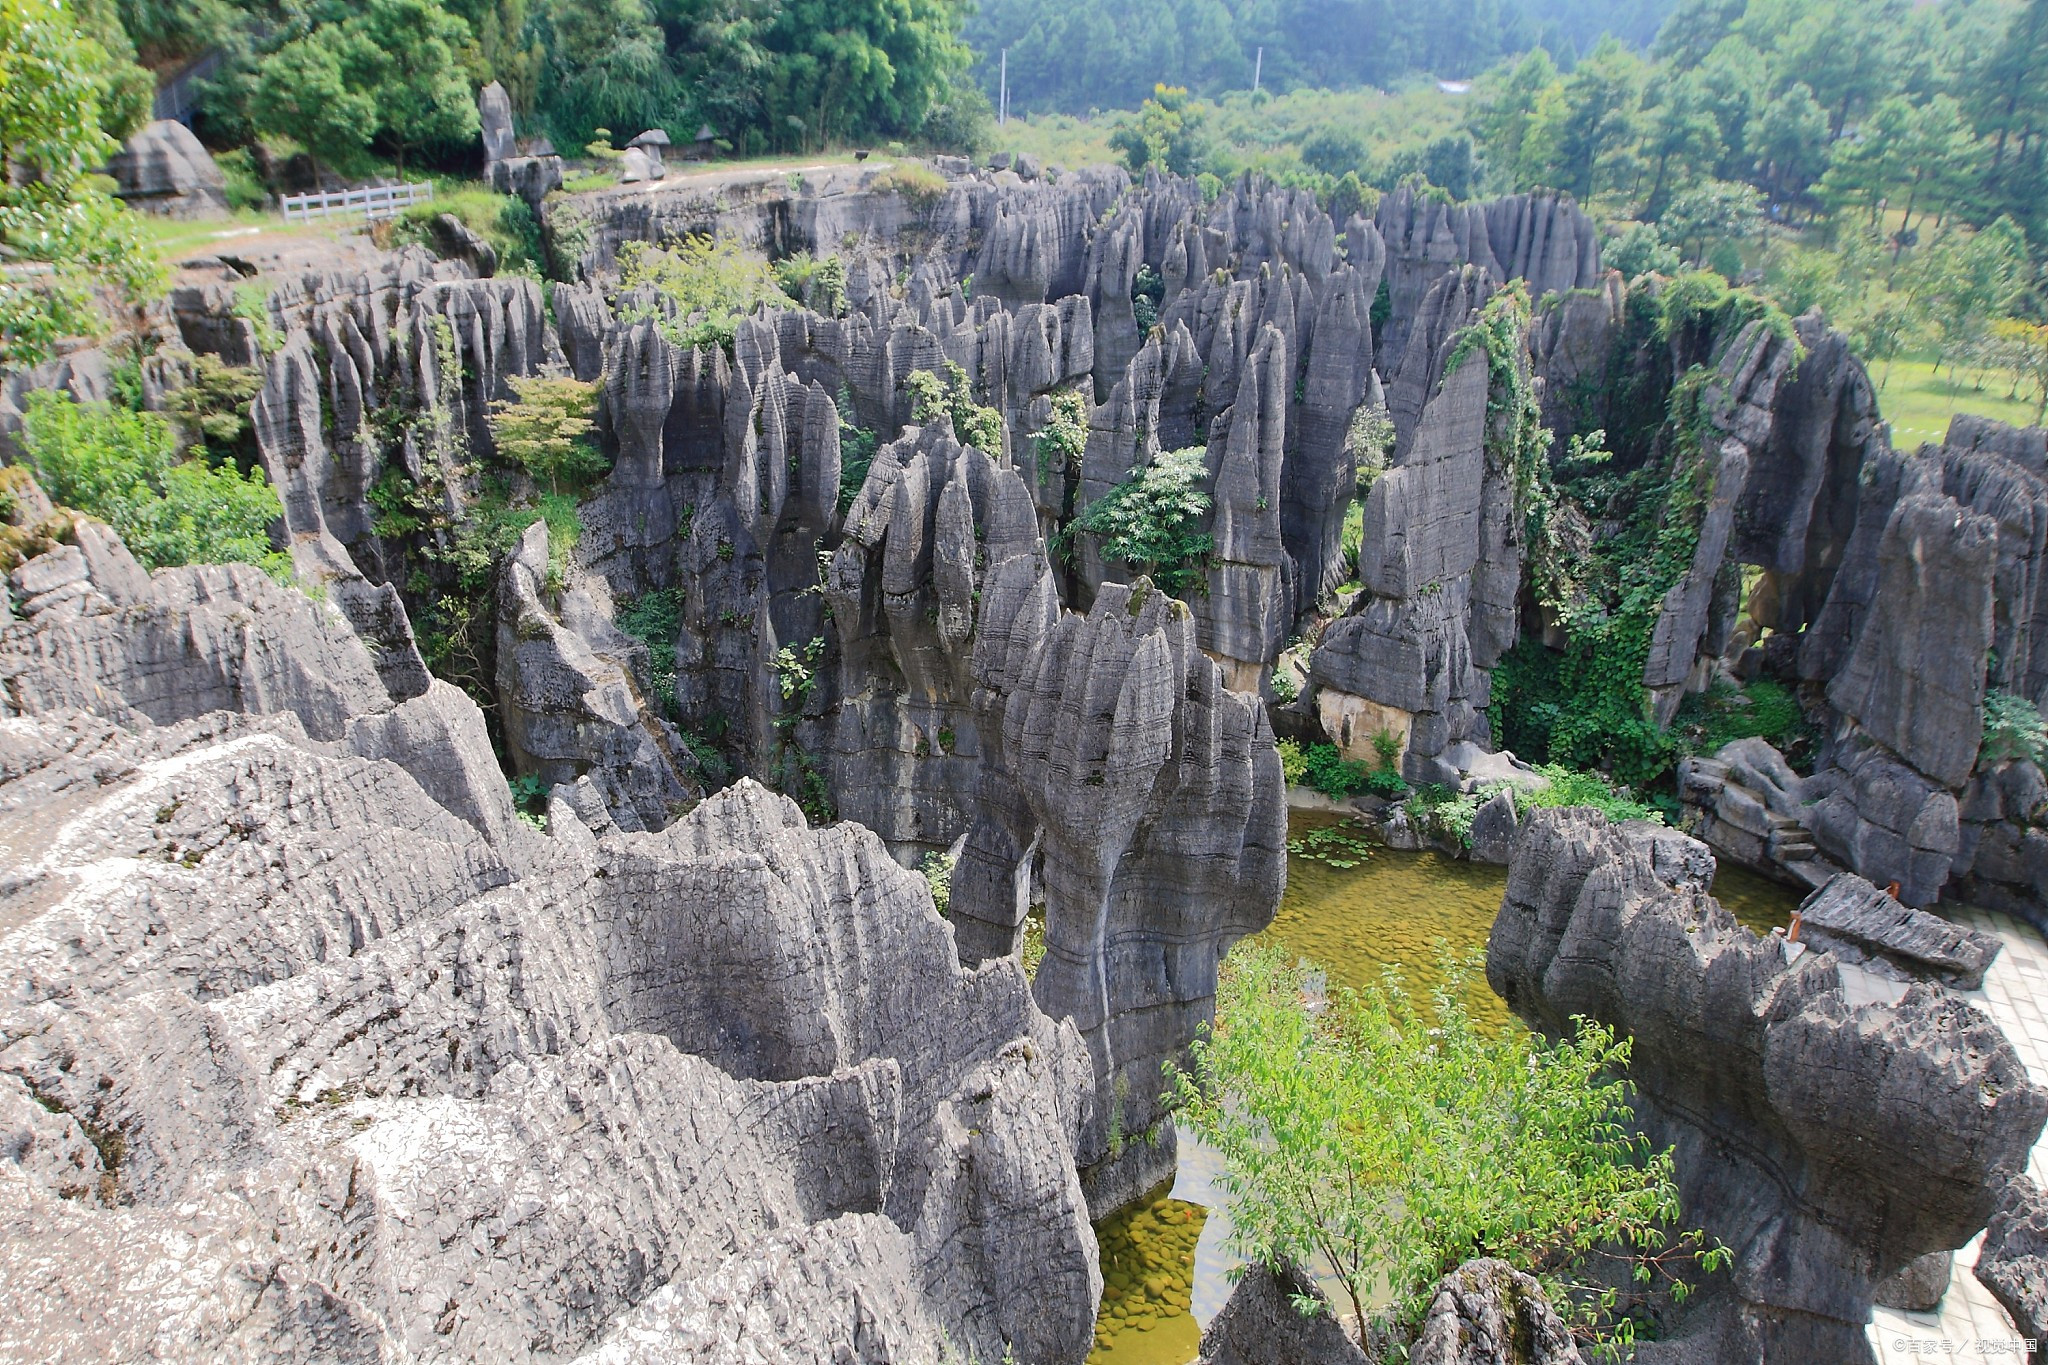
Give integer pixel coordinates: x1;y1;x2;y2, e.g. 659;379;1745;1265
1871;354;2045;448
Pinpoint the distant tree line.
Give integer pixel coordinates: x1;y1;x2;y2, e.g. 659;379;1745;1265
102;0;991;172
961;0;1534;115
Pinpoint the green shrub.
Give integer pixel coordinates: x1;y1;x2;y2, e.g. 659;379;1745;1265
1269;668;1300;704
1065;445;1213;596
906;362;1004;455
1365;765;1409;798
837;384;879;510
231;282;282;356
1170;943;1725;1354
1983;690;2048;768
1033;388;1088;482
1278;738;1309;786
1516;765;1664;825
772;251;848;316
616;235;786;352
871;160;948;205
1404;783;1485;847
616;586;685;714
18;392;287;578
918;849;956;915
1301;742;1370;798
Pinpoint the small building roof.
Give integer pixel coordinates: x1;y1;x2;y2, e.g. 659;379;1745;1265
628;129;671;148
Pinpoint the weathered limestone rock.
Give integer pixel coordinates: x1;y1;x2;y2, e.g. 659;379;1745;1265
953;580;1287;1206
496;520;699;831
0;522;1102;1365
1489;810;2047;1364
1311;267;1520;783
1873;1251;1952;1312
1197;1263;1368;1365
1468;787;1519;865
1794;872;2002;989
1409;1259;1584;1365
106;120;229;217
1975;1175;2048;1346
429;212;498;277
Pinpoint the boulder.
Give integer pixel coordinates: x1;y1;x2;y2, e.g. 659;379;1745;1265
106;120;229;217
1794;872;2002;989
1467;788;1519;865
428;212;498;277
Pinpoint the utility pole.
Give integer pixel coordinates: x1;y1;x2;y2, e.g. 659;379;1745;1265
1252;46;1263;95
999;49;1008;126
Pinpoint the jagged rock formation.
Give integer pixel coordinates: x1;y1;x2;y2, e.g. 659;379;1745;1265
106;119;229;217
478;80;563;206
1790;872;2002;989
1374;187;1600;377
0;512;1101;1364
1489;810;2047;1364
1196;1263;1368;1365
1975;1175;2048;1346
963;579;1286;1203
1309;266;1523;785
1408;1260;1584;1365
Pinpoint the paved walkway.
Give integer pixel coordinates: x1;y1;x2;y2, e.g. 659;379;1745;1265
1868;904;2047;1364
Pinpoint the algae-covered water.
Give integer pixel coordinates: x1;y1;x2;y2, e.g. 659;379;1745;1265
1083;811;1803;1363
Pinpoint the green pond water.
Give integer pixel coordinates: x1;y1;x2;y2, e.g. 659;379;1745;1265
1084;810;1804;1364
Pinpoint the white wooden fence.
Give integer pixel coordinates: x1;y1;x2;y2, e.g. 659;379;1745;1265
281;182;434;224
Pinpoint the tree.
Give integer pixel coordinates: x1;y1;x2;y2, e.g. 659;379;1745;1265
1168;944;1724;1355
762;0;971;151
1109;84;1217;178
1066;444;1213;595
1301;126;1369;177
1964;0;2048;228
1991;318;2048;424
1906;217;2036;380
0;0;165;368
1463;47;1558;191
488;376;607;495
539;0;676;151
255;0;481;172
1891;96;1981;236
1522;36;1645;200
1640;69;1725;218
1661;178;1763;267
1750;81;1829;202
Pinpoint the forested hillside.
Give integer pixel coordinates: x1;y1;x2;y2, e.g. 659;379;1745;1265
93;0;989;166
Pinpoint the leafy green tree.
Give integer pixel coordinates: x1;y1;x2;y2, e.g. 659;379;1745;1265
1767;0;1907;138
1963;0;2048;230
1890;95;1982;236
1109;84;1217;177
0;0;165;369
1169;944;1724;1355
615;235;787;351
1067;444;1213;595
19;393;287;577
1641;69;1726;218
255;0;482;172
1693;35;1766;180
1750;80;1830;202
1906;216;2035;379
538;0;676;151
488;375;607;495
1463;47;1558;191
1522;37;1646;199
906;362;1004;456
1605;221;1682;278
1653;0;1743;69
762;0;971;151
1301;126;1369;177
1661;177;1764;268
